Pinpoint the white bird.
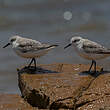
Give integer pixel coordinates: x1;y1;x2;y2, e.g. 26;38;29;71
3;35;58;70
64;36;110;73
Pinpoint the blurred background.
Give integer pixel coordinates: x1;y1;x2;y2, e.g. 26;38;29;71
0;0;110;94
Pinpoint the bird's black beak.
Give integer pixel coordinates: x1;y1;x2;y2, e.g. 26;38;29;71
64;43;72;49
3;43;11;48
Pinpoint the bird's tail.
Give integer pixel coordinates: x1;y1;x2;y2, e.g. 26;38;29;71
97;49;110;54
48;44;59;49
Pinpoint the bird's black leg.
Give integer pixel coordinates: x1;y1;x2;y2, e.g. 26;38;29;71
88;60;94;72
93;60;96;73
100;68;103;72
28;58;34;68
33;58;37;70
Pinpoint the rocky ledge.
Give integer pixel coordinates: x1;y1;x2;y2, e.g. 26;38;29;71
0;94;37;110
18;63;110;110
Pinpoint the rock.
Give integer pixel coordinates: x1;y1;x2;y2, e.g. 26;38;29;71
18;63;104;109
0;94;37;110
76;72;110;110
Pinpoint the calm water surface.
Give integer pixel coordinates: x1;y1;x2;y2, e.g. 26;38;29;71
0;0;110;94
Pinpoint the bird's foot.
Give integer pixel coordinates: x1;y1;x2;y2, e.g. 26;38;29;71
24;66;36;71
23;66;29;69
88;70;97;74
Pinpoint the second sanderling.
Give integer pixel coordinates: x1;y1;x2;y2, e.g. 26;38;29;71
64;36;110;73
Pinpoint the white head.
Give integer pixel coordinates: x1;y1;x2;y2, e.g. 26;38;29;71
64;36;83;49
9;36;21;44
3;35;21;48
70;36;83;46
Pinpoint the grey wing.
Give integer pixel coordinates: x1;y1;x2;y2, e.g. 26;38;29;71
83;40;110;54
18;40;54;53
17;40;44;53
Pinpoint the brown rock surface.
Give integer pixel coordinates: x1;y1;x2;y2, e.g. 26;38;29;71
76;73;110;110
18;63;110;109
0;94;37;110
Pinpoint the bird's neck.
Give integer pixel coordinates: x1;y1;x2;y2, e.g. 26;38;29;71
75;42;83;50
12;41;19;48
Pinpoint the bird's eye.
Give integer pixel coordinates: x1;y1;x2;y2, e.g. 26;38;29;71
73;39;80;43
10;38;16;42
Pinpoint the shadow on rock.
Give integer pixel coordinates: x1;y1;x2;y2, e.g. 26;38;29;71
79;70;110;78
17;66;58;74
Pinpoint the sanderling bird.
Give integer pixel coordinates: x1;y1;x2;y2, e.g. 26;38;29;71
3;35;58;70
64;36;110;73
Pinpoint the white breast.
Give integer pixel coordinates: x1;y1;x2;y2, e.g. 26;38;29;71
13;48;50;58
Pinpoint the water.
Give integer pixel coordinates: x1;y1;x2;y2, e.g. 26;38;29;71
0;0;110;94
